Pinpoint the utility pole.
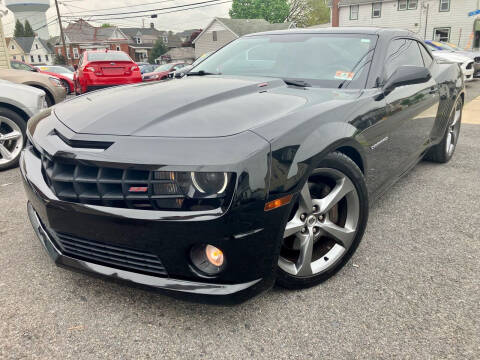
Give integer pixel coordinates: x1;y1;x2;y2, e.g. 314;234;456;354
54;0;69;66
423;3;429;40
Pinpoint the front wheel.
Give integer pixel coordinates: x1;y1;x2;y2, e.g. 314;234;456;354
0;108;26;171
276;152;369;289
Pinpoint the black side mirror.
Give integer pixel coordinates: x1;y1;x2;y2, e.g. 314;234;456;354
73;64;78;71
383;66;431;93
174;71;185;79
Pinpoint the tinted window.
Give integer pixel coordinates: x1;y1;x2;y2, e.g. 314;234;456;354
385;39;424;78
87;52;131;62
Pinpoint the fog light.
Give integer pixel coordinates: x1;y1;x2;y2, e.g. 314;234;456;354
190;244;226;276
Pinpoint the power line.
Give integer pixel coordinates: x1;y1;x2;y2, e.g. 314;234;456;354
67;0;232;22
62;0;227;18
58;0;177;14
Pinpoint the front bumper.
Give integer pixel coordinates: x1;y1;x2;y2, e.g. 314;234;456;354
20;126;288;303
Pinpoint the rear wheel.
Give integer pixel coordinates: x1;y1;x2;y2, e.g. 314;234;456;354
0;108;26;171
424;97;463;163
276;152;369;289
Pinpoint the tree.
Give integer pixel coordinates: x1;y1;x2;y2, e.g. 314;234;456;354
101;23;113;28
54;54;67;65
24;20;35;37
287;0;330;27
14;20;24;37
148;39;167;64
229;0;290;24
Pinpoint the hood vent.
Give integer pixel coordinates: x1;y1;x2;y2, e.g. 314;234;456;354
54;129;113;150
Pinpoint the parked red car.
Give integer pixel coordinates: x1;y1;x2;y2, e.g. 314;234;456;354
74;50;142;94
142;62;186;82
10;60;74;94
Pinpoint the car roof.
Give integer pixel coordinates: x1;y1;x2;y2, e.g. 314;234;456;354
246;27;416;38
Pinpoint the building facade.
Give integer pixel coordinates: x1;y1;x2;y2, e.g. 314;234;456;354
329;0;480;49
6;36;54;65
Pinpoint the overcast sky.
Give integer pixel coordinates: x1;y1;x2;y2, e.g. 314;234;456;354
2;0;232;37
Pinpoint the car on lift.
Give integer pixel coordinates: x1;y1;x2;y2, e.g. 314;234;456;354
74;50;142;94
0;80;47;170
22;28;465;303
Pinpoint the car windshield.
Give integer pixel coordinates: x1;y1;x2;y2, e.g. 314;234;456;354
42;66;72;74
192;33;378;88
154;64;174;72
191;52;212;67
87;52;131;62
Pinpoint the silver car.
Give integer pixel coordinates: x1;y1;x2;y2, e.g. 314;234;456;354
0;80;47;170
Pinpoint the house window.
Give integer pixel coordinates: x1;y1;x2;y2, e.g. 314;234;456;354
350;5;359;20
439;0;450;12
408;0;417;10
12;55;16;60
30;55;34;62
434;27;450;42
38;55;41;62
58;48;62;55
372;2;382;18
73;48;79;59
45;55;49;62
212;31;218;41
35;44;39;50
116;45;120;51
163;35;168;43
398;0;407;10
21;56;25;62
135;37;141;44
10;45;14;50
67;51;71;59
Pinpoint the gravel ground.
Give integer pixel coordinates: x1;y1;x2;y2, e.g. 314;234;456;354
1;86;479;359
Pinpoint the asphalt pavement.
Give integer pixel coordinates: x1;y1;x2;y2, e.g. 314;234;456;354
1;81;479;359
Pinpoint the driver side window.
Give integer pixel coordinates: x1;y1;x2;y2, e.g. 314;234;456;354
385;39;424;79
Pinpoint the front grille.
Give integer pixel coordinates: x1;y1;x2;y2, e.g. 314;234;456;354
55;232;167;276
466;62;474;70
41;154;185;210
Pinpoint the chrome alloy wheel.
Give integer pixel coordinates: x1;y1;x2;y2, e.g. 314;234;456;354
0;116;23;166
278;168;360;277
445;99;462;157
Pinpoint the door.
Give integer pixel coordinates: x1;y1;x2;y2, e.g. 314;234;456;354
383;38;439;172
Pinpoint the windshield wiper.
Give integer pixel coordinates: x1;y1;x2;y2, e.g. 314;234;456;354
187;70;219;76
283;79;312;87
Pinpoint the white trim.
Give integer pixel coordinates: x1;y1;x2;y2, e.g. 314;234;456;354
192;18;238;44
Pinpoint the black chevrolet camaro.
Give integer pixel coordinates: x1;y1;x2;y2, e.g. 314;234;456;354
21;28;464;303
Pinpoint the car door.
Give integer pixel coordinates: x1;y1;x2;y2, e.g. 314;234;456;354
383;38;439;172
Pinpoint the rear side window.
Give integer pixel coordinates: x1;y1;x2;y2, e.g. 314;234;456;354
384;39;424;78
87;52;131;62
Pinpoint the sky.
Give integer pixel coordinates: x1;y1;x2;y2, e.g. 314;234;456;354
1;0;233;37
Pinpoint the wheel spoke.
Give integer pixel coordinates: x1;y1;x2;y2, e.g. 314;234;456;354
298;182;313;213
296;228;314;276
284;218;305;238
1;130;21;141
316;176;355;214
0;144;12;160
319;220;355;249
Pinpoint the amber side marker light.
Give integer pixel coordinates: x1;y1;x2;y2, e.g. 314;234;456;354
264;194;293;211
205;245;224;267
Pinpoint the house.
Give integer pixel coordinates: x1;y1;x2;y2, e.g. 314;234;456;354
156;47;195;64
193;18;296;58
121;24;183;62
0;12;9;69
53;19;130;66
6;36;54;65
328;0;480;49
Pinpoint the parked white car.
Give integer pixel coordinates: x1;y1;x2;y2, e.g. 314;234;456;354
0;80;47;170
426;44;474;82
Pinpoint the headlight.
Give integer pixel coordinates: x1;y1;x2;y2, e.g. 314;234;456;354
48;76;62;87
152;171;234;211
27;108;52;141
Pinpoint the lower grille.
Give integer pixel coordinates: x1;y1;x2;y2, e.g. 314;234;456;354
466;62;474;70
474;57;480;63
55;232;167;276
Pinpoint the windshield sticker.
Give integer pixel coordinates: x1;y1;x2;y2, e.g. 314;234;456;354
361;38;371;43
334;71;355;81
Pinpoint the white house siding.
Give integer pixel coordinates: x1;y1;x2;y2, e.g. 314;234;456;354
0;17;9;69
29;38;53;65
338;0;479;49
194;21;237;58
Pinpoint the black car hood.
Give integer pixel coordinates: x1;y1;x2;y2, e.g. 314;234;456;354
54;76;359;138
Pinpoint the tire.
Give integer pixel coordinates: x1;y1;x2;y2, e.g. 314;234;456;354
424;96;463;163
276;151;369;289
0;107;26;171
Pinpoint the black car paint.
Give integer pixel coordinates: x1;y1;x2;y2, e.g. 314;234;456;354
21;28;464;302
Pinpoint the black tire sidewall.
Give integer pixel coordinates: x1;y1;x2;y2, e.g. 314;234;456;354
0;107;26;171
276;152;369;289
